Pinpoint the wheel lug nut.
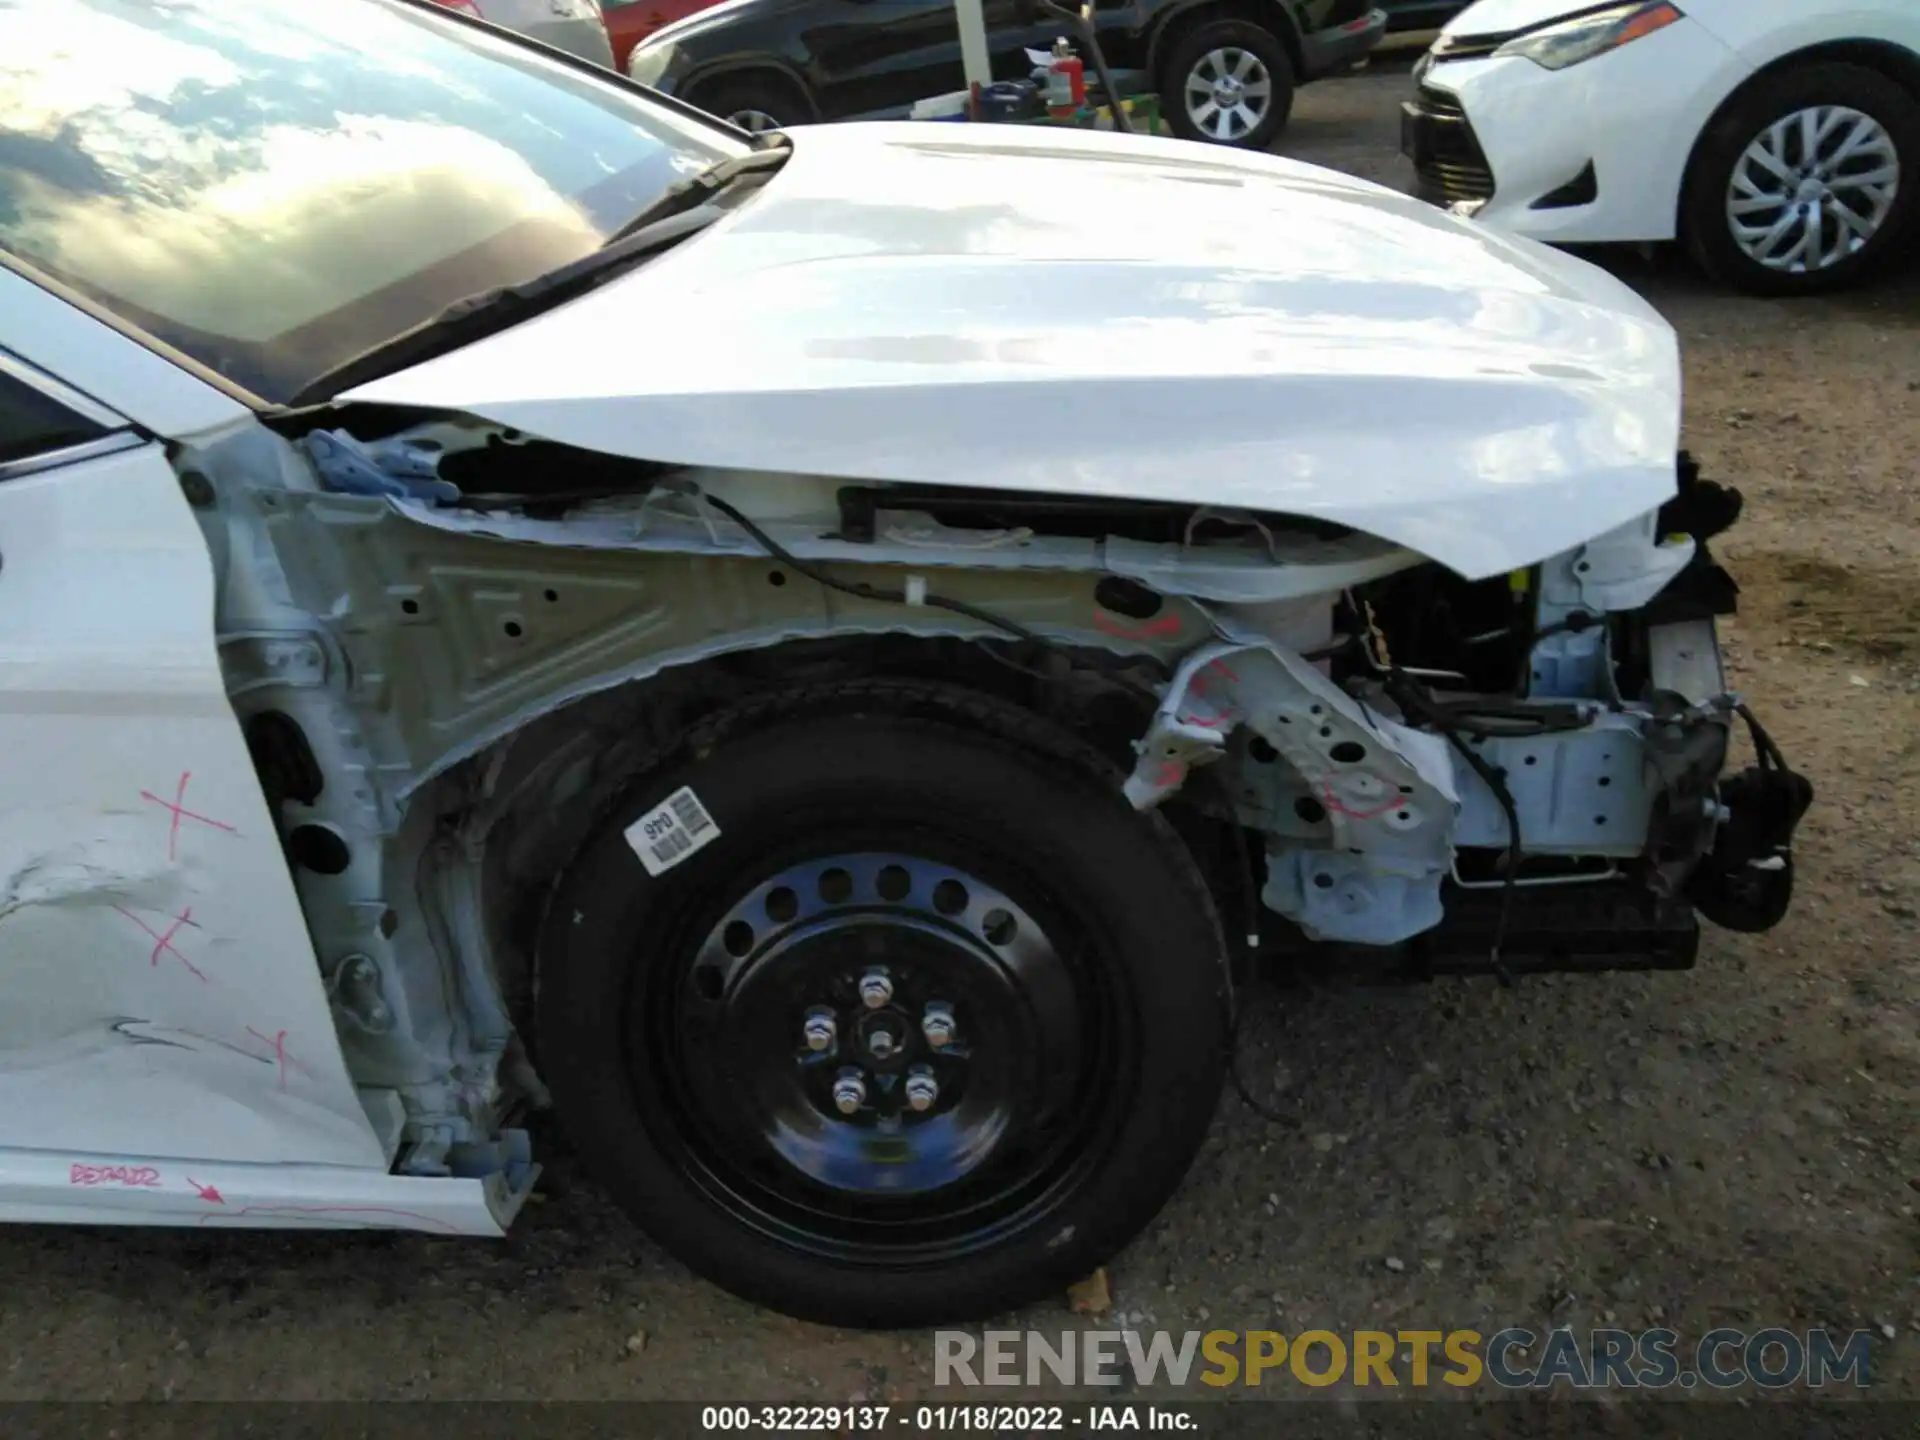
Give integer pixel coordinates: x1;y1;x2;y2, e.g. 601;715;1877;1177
868;1029;896;1060
921;1002;956;1049
858;970;893;1009
803;1008;837;1052
905;1066;939;1113
832;1070;867;1115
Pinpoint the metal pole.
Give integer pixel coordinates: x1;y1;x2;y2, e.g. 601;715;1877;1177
954;0;993;90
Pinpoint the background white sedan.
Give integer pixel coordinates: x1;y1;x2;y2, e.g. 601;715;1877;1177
1403;0;1920;293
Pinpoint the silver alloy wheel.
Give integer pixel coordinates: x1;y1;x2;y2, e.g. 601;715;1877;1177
728;108;783;134
1183;47;1272;144
1726;105;1901;273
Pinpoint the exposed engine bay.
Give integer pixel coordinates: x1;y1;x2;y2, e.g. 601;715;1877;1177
188;410;1811;1191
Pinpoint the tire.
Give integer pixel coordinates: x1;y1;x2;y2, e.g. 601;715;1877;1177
1682;62;1920;296
686;75;805;136
1161;19;1296;150
535;682;1231;1328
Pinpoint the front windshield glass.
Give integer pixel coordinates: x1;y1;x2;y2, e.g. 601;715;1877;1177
0;0;742;402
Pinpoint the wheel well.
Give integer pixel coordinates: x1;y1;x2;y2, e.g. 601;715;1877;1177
1677;39;1920;230
1147;0;1304;88
457;634;1197;1031
683;63;820;123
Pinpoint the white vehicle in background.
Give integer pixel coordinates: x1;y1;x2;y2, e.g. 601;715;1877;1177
1402;0;1920;293
431;0;616;66
0;0;1809;1329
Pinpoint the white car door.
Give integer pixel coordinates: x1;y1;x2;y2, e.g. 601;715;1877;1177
0;351;385;1185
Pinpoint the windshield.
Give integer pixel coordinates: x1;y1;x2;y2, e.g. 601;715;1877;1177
0;0;743;402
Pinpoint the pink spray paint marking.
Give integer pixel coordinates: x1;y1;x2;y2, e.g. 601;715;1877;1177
245;1027;314;1091
141;771;237;861
1174;658;1238;730
1317;778;1404;823
1091;610;1183;642
111;905;210;983
69;1163;161;1189
187;1177;225;1204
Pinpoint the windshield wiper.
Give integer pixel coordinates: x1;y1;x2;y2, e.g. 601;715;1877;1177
600;136;793;248
286;140;792;407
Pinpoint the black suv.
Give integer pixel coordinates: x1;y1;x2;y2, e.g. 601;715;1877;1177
629;0;1388;150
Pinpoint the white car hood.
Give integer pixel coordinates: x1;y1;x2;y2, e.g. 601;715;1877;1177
1440;0;1593;34
349;122;1682;580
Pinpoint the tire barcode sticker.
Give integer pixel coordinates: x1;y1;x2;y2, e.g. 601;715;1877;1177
624;785;721;876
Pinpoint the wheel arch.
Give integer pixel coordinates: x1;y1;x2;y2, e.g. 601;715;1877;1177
443;632;1186;1040
679;57;823;123
1676;38;1920;236
1146;0;1305;87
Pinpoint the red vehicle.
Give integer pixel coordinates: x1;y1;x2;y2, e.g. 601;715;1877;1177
601;0;719;70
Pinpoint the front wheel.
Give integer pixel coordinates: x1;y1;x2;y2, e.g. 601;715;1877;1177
1682;63;1920;295
535;684;1231;1328
1161;20;1296;150
686;75;804;135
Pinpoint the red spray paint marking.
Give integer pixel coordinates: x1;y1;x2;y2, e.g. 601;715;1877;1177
69;1163;161;1188
111;905;210;983
1091;610;1183;642
194;1204;464;1234
245;1027;314;1090
187;1178;224;1204
1176;659;1238;730
1317;779;1404;823
140;771;237;861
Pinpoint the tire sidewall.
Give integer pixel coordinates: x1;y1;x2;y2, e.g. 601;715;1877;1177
1684;63;1920;295
535;699;1230;1327
1163;20;1297;150
691;76;804;132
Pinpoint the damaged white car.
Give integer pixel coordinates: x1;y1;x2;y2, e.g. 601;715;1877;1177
0;0;1809;1327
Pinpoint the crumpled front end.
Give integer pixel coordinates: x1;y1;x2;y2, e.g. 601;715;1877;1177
219;398;1808;1187
1124;452;1810;976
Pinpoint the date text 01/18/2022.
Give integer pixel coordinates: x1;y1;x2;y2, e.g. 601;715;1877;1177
699;1405;1198;1431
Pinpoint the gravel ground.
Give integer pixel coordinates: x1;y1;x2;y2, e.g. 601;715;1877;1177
3;66;1916;1406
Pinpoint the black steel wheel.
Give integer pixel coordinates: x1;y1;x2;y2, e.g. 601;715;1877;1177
536;682;1231;1327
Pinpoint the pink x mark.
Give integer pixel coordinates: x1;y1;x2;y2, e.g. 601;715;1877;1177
141;771;237;861
245;1026;314;1091
111;904;209;983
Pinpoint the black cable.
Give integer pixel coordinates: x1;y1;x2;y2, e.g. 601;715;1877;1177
1189;767;1291;1125
706;489;1359;689
701;491;1052;647
1735;702;1788;775
1387;670;1523;986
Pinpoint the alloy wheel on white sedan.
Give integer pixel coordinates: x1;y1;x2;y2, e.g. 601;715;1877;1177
1685;61;1920;296
1726;105;1901;275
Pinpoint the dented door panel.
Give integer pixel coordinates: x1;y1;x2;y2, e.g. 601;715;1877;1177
0;434;384;1171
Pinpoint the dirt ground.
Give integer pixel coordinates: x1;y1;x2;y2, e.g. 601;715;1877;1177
3;67;1916;1407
